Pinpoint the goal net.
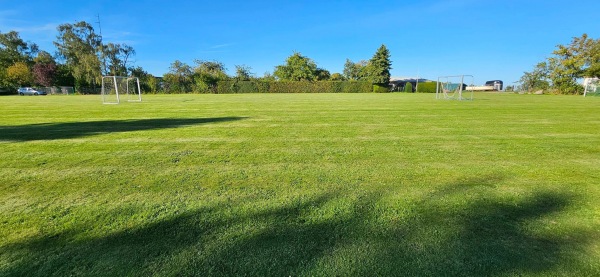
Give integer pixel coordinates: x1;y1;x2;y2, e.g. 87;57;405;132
436;75;474;100
583;77;600;97
101;76;142;104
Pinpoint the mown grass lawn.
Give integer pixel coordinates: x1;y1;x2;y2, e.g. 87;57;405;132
1;93;599;276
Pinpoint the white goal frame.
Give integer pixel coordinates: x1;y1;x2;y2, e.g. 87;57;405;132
583;77;599;97
436;75;474;100
101;76;142;104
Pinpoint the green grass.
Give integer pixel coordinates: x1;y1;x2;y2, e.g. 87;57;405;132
1;93;599;276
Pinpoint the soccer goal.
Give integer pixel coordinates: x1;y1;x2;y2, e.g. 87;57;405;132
101;76;142;104
583;77;600;97
436;75;474;100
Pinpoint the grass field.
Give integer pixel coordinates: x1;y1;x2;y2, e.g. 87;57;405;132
1;93;599;276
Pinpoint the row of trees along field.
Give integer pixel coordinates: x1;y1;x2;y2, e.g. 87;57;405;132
0;22;143;94
520;33;600;94
162;45;392;94
1;20;393;94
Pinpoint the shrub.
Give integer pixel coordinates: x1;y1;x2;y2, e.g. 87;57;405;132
373;84;389;93
416;81;437;93
404;82;413;93
216;81;372;93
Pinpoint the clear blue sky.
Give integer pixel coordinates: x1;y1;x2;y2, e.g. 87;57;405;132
2;0;600;85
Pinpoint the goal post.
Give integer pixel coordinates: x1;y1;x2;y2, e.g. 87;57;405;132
101;76;142;104
583;77;600;97
436;75;474;100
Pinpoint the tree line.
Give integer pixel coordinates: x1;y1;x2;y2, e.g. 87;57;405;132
519;33;600;94
159;45;391;93
0;22;142;94
1;20;392;94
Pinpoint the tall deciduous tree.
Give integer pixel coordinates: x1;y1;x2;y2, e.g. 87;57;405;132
274;52;318;81
0;31;38;88
0;31;38;68
519;62;550;92
234;65;253;81
585;38;600;78
54;64;75;87
330;73;345;81
130;66;157;93
315;68;331;81
102;43;136;76
163;60;193;93
7;62;33;86
343;59;366;80
32;51;57;86
193;60;228;92
54;21;102;88
32;63;57;87
522;34;600;94
34;51;55;64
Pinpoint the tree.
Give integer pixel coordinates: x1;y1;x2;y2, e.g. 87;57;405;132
0;31;38;88
130;66;156;93
34;51;55;64
53;64;75;87
315;68;331;81
0;31;38;68
7;62;33;86
32;63;57;87
274;52;318;81
343;59;367;80
547;36;589;94
234;65;253;81
523;34;600;94
260;71;276;82
330;73;345;81
147;75;160;93
32;51;57;86
363;44;392;85
584;38;600;77
193;60;228;92
163;60;193;93
54;21;102;88
102;43;136;76
519;62;550;92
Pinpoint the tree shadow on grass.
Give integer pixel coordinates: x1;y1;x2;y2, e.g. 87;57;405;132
1;181;593;276
369;191;581;276
0;117;246;142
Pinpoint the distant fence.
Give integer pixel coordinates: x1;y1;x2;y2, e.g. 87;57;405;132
78;87;101;94
38;86;75;95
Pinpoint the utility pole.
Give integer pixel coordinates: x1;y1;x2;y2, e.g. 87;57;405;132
96;14;107;76
416;68;419;92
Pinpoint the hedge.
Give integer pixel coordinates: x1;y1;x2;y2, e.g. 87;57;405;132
216;81;373;94
416;81;437;93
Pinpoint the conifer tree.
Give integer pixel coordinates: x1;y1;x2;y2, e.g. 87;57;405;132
365;44;392;85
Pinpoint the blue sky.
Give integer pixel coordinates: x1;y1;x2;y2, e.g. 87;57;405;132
1;0;600;85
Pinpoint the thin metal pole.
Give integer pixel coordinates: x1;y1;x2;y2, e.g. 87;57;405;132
114;76;120;104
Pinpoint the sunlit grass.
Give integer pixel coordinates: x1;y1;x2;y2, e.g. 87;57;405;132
1;93;599;276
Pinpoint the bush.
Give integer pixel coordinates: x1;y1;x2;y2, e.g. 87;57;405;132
416;81;437;93
373;84;389;93
404;82;413;93
216;81;372;93
0;87;15;95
